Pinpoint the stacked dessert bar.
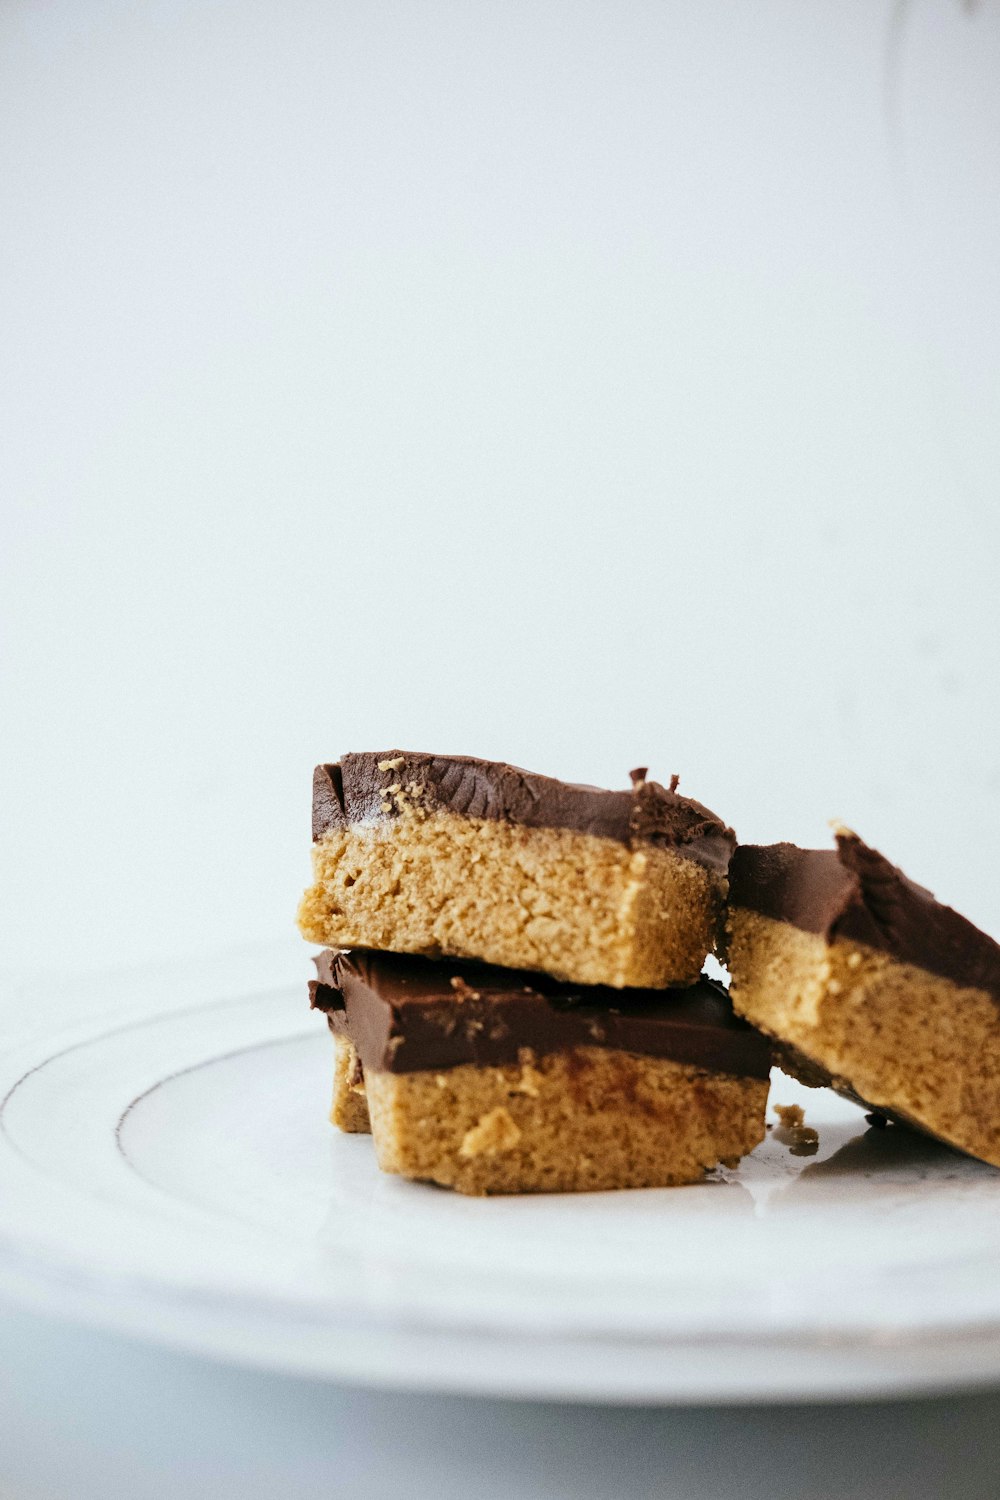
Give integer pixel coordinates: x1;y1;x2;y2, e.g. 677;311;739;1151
298;751;772;1194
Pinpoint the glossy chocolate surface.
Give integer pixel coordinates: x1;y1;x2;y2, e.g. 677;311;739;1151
310;948;771;1078
729;831;1000;1000
311;752;735;872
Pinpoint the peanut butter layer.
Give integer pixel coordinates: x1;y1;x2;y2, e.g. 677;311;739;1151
330;1033;370;1133
325;1034;769;1195
360;1048;769;1195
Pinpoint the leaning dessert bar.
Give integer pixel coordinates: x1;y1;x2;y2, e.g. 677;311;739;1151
725;828;1000;1168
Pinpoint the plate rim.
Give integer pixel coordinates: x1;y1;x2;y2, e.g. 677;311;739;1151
3;953;1000;1405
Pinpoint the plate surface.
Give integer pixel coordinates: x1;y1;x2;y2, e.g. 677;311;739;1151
3;951;1000;1405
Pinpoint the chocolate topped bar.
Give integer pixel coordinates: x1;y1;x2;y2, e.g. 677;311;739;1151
729;830;1000;1001
310;948;771;1079
301;750;735;988
312;752;734;873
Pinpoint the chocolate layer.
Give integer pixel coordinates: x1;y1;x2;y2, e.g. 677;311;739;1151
311;752;735;873
310;949;771;1078
729;831;1000;1001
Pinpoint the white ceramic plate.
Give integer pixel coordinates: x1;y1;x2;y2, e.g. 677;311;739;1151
3;949;1000;1406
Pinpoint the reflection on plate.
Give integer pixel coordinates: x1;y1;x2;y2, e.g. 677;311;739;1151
2;951;1000;1404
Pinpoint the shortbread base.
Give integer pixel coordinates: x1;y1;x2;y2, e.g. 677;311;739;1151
331;1040;766;1195
298;808;723;989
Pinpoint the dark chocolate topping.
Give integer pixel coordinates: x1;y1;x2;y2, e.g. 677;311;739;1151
312;752;735;872
729;831;1000;1000
310;949;771;1078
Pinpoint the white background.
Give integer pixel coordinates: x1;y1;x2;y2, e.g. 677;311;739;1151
1;2;999;1495
2;0;999;986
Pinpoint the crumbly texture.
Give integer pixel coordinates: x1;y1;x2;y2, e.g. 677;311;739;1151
356;1045;768;1195
726;907;1000;1168
298;806;724;988
330;1033;371;1133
